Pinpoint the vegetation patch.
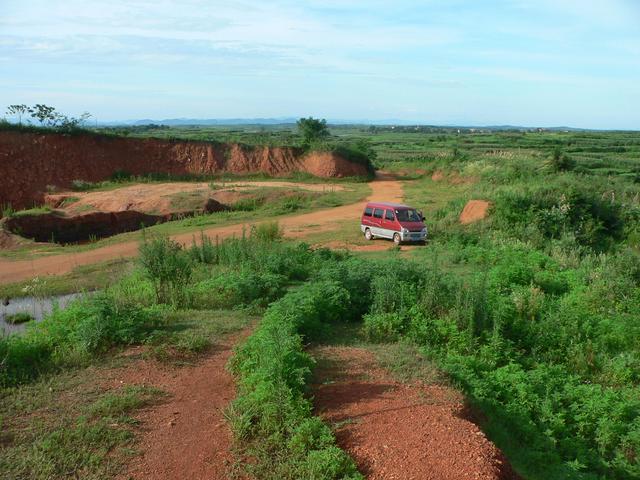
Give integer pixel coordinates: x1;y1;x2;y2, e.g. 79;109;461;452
4;312;34;324
227;280;363;479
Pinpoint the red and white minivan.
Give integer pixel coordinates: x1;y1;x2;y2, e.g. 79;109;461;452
361;202;427;245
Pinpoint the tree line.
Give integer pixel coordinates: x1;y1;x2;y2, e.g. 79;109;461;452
5;104;91;130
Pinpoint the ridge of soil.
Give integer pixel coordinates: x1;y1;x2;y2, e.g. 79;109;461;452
311;345;520;480
111;328;252;480
0;175;403;284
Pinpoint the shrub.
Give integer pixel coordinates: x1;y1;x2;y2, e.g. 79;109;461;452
362;312;405;342
251;221;282;242
70;179;96;191
190;269;286;309
139;236;193;306
543;147;576;172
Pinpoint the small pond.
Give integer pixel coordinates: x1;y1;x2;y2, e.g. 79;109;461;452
0;293;85;335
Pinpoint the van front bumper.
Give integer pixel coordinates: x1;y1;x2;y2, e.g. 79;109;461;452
401;230;428;242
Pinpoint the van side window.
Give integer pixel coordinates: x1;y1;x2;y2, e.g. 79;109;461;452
373;208;384;219
364;207;373;217
385;210;395;221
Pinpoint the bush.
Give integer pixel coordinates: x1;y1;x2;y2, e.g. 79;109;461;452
139;236;193;306
491;181;624;251
70;179;96;191
251;221;282;242
362;312;405;342
190;269;286;309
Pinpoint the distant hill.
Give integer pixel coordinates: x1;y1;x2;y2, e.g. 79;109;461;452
96;118;614;131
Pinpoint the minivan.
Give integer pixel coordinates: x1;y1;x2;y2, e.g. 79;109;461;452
360;202;427;244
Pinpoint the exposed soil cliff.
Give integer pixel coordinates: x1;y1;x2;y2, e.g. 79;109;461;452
0;131;368;210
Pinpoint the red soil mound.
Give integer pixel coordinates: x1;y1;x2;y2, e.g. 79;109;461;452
0;131;368;210
431;170;445;181
460;200;491;225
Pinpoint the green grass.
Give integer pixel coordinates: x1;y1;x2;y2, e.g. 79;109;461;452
0;258;133;299
0;365;164;480
8;206;52;217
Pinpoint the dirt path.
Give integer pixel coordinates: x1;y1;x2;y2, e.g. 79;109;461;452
103;329;252;480
311;346;519;480
0;176;402;284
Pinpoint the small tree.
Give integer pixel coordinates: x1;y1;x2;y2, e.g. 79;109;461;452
28;104;60;127
296;117;329;145
544;146;576;172
60;111;92;131
6;104;28;125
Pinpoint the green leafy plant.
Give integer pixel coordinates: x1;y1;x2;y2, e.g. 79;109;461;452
139;236;193;306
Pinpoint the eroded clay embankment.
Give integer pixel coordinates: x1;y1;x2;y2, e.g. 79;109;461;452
0;131;368;210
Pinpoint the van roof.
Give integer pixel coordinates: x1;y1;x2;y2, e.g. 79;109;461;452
365;202;413;209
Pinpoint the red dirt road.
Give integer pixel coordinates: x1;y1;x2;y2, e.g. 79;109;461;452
312;346;519;480
107;329;252;480
0;176;402;284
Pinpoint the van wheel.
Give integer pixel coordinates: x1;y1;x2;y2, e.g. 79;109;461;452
393;233;401;245
364;228;373;240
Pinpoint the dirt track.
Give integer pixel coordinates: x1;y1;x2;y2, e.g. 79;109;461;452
0;176;402;284
312;346;519;480
108;329;252;480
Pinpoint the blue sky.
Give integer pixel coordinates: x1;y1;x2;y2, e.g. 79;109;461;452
0;0;639;128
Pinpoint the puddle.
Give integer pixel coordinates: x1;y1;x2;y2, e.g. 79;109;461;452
0;293;85;335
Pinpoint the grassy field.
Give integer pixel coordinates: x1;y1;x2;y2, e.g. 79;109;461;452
2;126;640;479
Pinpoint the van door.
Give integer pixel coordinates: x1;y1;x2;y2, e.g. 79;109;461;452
381;209;398;239
371;208;385;237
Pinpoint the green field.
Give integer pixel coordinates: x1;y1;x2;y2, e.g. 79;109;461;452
2;125;639;479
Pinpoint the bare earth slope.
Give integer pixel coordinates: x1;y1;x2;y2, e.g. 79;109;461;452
0;131;367;209
0;175;401;284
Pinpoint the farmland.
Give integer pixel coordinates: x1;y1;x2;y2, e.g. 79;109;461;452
1;125;639;479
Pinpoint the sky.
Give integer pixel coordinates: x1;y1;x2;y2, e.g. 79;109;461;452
0;0;639;129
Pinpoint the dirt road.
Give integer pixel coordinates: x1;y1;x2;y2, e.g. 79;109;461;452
0;176;402;284
312;346;519;480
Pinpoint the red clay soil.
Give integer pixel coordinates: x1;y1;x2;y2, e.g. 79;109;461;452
431;170;445;181
107;328;251;480
0;130;367;210
460;200;491;225
312;346;519;480
0;175;403;284
44;181;345;216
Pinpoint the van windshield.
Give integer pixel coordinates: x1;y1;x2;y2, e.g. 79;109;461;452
395;209;421;222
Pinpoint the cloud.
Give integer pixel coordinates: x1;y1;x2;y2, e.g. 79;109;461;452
0;0;638;127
